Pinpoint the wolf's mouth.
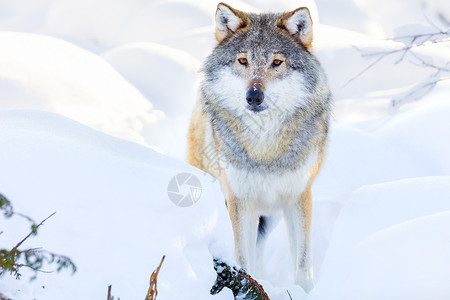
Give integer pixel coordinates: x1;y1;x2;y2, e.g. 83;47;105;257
247;105;267;113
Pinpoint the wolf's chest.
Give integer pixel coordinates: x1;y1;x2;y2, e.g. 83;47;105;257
224;148;318;211
216;112;310;172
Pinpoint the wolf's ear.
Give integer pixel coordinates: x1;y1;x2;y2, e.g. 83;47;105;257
278;7;313;48
215;3;247;43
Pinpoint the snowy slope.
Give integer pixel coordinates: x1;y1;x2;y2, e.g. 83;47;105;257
311;177;450;299
0;32;163;148
0;0;450;299
0;110;234;299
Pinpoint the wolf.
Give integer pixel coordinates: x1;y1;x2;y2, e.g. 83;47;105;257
187;2;331;293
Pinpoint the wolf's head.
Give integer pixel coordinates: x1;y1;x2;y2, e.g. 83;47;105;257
202;3;329;118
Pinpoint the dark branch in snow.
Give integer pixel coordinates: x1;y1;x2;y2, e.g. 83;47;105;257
210;258;270;300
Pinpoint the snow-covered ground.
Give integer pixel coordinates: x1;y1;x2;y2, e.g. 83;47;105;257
0;0;449;299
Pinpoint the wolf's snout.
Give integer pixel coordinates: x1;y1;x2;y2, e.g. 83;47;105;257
246;89;264;107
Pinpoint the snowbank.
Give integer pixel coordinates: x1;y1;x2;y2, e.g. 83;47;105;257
0;32;163;147
102;42;201;158
102;43;200;117
311;177;450;300
0;110;234;300
1;0;450;299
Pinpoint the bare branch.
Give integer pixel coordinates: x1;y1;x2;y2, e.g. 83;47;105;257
422;11;448;33
13;212;36;225
344;15;450;88
343;17;449;107
10;212;56;254
19;263;54;274
342;55;384;88
408;52;450;72
145;255;166;300
389;30;449;43
392;73;450;107
107;285;113;300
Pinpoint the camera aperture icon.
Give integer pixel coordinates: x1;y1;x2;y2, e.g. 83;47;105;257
167;173;202;207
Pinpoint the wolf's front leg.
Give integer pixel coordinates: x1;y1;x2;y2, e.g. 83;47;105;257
283;188;314;293
227;196;259;274
255;215;280;278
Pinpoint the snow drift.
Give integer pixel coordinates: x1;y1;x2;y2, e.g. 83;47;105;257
1;0;449;299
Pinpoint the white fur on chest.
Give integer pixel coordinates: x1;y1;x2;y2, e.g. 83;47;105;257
225;149;318;214
240;109;287;149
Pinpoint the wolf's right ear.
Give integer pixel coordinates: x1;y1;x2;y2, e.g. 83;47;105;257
278;7;313;48
215;3;248;43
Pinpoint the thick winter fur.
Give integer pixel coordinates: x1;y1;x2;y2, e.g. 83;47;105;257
187;3;331;293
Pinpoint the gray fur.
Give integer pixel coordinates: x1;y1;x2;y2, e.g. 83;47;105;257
188;6;333;292
200;12;331;173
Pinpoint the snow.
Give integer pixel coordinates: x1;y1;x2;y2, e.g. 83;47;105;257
346;211;450;299
422;0;450;24
0;110;234;299
0;32;163;148
311;177;450;299
0;0;449;299
102;42;200;158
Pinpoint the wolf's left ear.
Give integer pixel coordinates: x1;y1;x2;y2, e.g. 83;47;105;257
215;3;248;43
278;7;313;48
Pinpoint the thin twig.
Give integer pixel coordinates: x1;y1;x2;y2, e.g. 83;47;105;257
423;11;447;33
408;52;450;72
342;55;384;88
13;212;36;224
18;264;54;274
145;255;166;300
9;212;56;253
343;20;449;96
107;285;112;300
388;30;449;42
392;76;450;107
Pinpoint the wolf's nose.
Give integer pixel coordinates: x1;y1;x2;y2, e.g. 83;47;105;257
246;89;264;106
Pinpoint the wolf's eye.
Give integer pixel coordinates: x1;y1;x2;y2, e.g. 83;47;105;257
272;59;283;67
238;58;248;65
